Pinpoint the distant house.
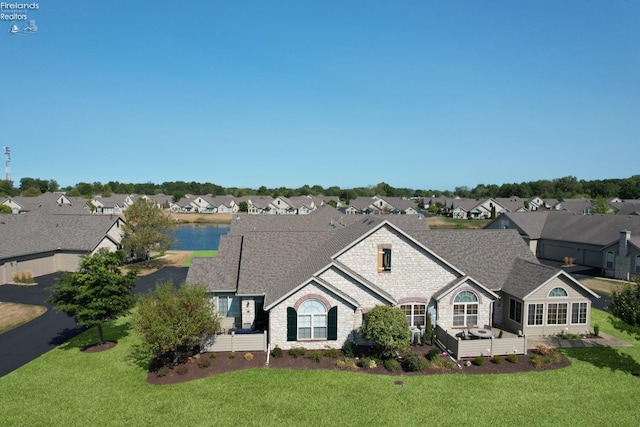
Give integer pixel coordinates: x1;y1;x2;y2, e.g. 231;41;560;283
486;211;640;280
0;210;125;283
187;207;597;358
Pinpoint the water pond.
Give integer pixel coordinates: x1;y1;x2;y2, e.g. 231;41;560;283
169;224;230;251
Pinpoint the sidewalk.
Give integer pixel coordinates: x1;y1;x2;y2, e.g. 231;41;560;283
527;332;631;349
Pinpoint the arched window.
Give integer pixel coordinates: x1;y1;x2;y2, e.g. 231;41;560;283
548;287;568;297
453;291;478;327
297;299;327;339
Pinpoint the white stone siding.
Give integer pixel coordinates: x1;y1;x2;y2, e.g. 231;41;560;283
269;281;357;351
335;226;458;302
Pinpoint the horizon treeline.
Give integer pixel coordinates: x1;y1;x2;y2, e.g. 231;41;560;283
1;175;640;202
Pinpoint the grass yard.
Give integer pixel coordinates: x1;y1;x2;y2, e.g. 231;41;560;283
579;276;631;295
0;308;638;426
426;216;491;229
181;250;218;267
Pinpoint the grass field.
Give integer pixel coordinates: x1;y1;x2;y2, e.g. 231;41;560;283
426;216;491;229
181;250;218;267
0;302;46;334
0;308;638;426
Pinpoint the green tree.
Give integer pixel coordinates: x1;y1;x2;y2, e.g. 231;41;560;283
592;197;611;214
133;281;220;366
360;305;410;359
238;201;248;212
608;280;640;327
0;204;11;213
122;198;175;260
47;249;138;345
22;187;42;197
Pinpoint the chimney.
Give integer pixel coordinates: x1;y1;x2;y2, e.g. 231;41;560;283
619;230;631;257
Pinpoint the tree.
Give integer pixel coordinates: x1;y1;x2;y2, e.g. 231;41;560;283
360;305;410;359
47;249;138;344
608;280;640;327
0;204;11;213
133;281;220;366
121;198;175;260
592;197;611;214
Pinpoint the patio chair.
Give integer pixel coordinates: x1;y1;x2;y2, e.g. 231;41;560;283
498;330;504;339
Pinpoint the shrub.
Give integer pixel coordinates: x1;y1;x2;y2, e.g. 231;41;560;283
593;324;600;336
401;353;427;372
271;346;283;358
336;359;358;370
156;366;170;377
244;352;254;361
209;352;217;359
289;347;306;358
342;341;358;358
608;280;640;327
198;357;211;368
383;358;401;372
530;354;545;368
229;353;236;359
176;365;189;375
324;347;341;358
357;357;377;369
361;305;411;359
506;354;518;363
473;356;485;366
491;355;503;364
535;344;553;356
308;350;323;363
13;270;34;284
430;355;457;371
426;347;441;361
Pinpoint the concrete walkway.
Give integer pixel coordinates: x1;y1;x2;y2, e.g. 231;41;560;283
527;332;631;349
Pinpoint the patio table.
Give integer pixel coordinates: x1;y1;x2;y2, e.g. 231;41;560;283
468;327;494;338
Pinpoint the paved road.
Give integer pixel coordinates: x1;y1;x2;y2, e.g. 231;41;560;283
0;267;188;378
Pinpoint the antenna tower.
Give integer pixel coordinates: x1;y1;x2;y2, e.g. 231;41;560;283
4;146;10;182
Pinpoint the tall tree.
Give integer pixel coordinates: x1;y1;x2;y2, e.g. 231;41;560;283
47;249;138;344
122;198;175;260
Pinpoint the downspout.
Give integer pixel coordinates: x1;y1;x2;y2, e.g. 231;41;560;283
265;343;270;367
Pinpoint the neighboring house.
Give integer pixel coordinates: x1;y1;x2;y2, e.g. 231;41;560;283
1;193;87;214
91;194;134;214
552;198;593;214
0;210;125;284
210;196;238;214
187;207;597;358
486;211;640;280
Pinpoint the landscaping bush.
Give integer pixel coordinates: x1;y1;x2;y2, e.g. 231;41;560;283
593;324;600;336
357;357;377;369
608;280;640;327
176;365;189;375
244;352;254;361
530;354;545;368
229;353;236;359
491;355;503;364
197;357;211;368
336;358;358;370
361;306;411;359
342;341;358;358
308;350;323;363
430;356;457;371
506;354;518;363
156;366;170;377
209;352;216;359
383;358;401;372
401;353;427;372
271;346;283;358
535;344;553;356
473;356;485;366
324;347;341;358
289;347;306;358
426;347;441;361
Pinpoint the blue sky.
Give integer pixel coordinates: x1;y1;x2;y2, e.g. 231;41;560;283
3;1;639;191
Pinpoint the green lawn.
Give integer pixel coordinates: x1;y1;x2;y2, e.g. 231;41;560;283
1;309;639;426
181;250;217;267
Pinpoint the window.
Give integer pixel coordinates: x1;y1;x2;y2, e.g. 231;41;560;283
547;303;568;325
548;287;568;297
635;256;640;274
571;302;587;324
509;299;523;324
527;304;544;326
453;291;478;327
297;299;327;340
217;295;239;317
606;251;614;269
378;245;392;272
401;304;426;327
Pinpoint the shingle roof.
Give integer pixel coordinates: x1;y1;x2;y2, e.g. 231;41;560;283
541;213;640;246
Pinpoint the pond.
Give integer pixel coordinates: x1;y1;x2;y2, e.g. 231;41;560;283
169;224;230;251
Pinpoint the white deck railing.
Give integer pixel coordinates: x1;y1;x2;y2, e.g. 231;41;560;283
435;325;526;360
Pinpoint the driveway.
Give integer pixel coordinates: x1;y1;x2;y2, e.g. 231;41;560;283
0;267;188;378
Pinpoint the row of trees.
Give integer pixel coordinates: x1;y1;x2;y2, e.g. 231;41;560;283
3;174;640;202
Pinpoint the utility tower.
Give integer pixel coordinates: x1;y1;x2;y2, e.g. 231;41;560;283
4;146;10;182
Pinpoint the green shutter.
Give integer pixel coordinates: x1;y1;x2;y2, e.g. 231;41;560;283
287;307;297;341
328;306;338;340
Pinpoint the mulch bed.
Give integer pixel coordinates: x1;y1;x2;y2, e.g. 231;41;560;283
82;341;118;353
145;345;571;386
